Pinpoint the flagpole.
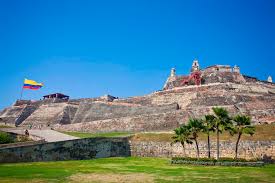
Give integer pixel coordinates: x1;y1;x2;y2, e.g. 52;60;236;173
20;86;24;100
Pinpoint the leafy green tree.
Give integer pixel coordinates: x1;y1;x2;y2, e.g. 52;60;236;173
202;115;216;158
187;118;204;158
172;125;193;156
212;107;232;159
231;115;255;159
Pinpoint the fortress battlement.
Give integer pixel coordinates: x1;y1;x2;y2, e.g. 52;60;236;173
163;60;273;90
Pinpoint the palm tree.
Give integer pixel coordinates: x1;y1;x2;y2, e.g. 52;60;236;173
188;118;204;158
231;115;255;159
171;125;193;156
202;115;216;158
212;107;232;159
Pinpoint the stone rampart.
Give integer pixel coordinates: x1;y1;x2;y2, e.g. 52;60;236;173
54;111;186;132
72;102;179;123
0;137;273;163
0;137;130;163
130;140;275;160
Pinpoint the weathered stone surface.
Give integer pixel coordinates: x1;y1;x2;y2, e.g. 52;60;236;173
20;103;69;127
0;105;26;125
54;111;186;132
72;102;178;124
0;137;130;163
0;137;273;163
130;140;275;160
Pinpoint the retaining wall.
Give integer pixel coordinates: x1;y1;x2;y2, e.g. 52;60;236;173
0;137;274;163
130;140;275;160
0;137;130;163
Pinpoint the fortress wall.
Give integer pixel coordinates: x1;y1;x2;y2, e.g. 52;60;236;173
130;140;275;160
15;105;38;126
0;137;273;163
54;104;275;133
21;103;68;127
0;137;130;163
72;102;179;123
0;106;26;125
59;104;79;125
55;111;187;133
113;96;153;105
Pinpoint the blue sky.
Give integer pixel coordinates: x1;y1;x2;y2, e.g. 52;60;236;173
0;0;274;109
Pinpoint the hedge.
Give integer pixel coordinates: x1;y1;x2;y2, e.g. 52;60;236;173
171;157;265;167
0;132;14;144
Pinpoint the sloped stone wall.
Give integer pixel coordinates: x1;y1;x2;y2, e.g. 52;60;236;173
72;102;179;123
15;105;38;126
54;111;186;132
0;137;130;163
0;106;26;125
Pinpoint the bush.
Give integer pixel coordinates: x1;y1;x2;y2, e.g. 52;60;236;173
172;157;259;162
16;135;31;142
0;132;14;144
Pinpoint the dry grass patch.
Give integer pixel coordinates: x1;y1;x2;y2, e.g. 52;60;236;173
131;124;275;142
69;173;155;183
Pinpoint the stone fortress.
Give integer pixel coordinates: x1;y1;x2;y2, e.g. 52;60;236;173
1;60;275;133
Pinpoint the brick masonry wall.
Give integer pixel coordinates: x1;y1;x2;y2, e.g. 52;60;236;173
129;140;275;160
0;137;130;163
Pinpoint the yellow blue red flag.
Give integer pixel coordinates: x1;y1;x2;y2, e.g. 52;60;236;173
23;79;43;90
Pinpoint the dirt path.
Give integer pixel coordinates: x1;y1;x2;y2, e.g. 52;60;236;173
1;128;79;142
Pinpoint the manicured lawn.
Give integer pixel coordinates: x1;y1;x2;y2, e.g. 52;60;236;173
61;131;132;138
0;157;274;183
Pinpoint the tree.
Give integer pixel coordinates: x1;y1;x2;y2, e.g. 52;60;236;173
231;115;255;159
202;115;216;158
187;118;204;158
171;125;193;156
0;132;14;144
212;107;232;159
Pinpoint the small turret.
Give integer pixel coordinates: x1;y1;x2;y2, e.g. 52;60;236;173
267;76;273;83
233;65;240;73
163;68;177;90
191;59;200;72
170;68;176;78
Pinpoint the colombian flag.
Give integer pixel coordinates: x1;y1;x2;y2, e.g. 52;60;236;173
23;79;43;90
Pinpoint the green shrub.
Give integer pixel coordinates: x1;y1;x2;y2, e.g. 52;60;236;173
0;132;14;144
16;135;31;142
171;157;264;166
172;157;259;162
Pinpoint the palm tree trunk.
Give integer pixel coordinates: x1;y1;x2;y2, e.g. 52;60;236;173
207;132;211;158
194;138;200;158
181;142;186;157
235;133;242;159
216;130;220;160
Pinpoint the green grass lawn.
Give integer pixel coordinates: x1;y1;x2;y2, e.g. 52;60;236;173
61;131;133;138
0;157;274;183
